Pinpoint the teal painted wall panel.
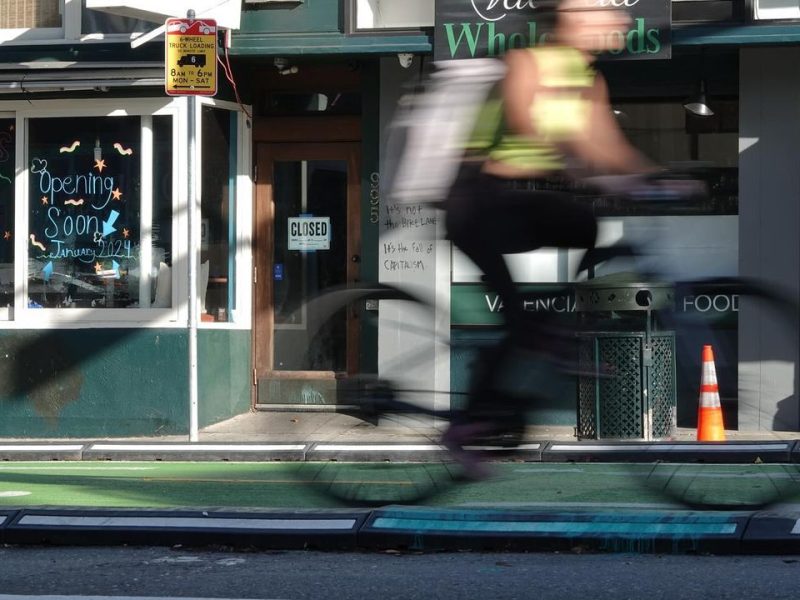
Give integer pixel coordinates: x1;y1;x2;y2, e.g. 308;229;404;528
451;330;578;427
198;329;252;427
0;329;251;438
239;2;340;35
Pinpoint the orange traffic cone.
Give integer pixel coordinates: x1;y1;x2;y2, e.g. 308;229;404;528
697;345;726;441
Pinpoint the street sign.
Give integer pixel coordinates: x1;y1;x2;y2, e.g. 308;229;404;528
165;17;217;96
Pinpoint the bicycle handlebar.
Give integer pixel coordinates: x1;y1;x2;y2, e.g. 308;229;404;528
580;169;708;202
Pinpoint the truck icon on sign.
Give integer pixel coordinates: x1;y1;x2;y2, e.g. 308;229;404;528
177;53;206;68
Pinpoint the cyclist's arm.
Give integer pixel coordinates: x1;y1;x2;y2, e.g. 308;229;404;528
501;49;540;138
567;76;659;175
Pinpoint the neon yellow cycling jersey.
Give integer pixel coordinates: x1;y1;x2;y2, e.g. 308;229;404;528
466;46;596;173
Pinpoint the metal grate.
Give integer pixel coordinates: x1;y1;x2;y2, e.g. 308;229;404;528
577;331;675;441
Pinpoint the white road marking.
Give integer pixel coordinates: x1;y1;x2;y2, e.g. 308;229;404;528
313;444;443;452
0;465;156;471
89;444;306;452
548;443;791;452
0;445;84;452
0;596;292;600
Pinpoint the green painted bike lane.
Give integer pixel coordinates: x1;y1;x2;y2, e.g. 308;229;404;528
1;462;799;510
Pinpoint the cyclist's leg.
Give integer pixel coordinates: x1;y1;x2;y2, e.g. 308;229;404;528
445;172;597;448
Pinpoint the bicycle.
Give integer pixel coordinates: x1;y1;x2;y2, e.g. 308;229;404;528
287;169;800;508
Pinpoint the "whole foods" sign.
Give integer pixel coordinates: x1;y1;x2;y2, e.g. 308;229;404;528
434;0;671;61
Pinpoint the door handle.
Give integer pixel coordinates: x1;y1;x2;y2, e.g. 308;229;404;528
351;254;361;263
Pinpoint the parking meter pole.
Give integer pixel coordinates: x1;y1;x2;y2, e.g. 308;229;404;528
186;9;199;442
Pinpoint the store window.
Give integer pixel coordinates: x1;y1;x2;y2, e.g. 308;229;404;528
81;0;148;34
0;0;62;29
349;0;433;31
0;119;13;310
27;115;173;309
609;100;738;215
200;106;237;323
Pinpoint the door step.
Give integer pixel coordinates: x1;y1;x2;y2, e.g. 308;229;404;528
255;403;359;413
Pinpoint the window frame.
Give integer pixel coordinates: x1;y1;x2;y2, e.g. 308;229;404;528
195;96;253;330
14;98;179;327
0;96;251;330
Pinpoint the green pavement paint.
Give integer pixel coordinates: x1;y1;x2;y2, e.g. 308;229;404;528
0;462;797;510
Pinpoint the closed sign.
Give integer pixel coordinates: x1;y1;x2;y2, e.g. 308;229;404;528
288;216;331;250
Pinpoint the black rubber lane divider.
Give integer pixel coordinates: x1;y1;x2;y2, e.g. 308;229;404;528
5;508;368;550
0;510;20;544
541;441;798;464
789;443;800;464
82;443;309;462
358;506;752;554
0;443;86;461
741;509;800;554
306;442;545;463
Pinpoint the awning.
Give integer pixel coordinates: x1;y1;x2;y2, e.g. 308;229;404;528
0;62;163;94
674;23;800;45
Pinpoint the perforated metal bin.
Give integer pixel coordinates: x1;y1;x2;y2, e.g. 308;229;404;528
574;274;677;441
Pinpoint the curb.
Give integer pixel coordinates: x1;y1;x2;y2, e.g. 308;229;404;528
541;441;798;463
3;508;367;550
81;443;308;462
359;506;751;554
2;505;799;554
0;440;795;463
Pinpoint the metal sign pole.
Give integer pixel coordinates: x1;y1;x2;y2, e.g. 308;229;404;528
186;8;199;442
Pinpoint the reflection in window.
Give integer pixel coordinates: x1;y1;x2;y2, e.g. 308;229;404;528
614;100;739;215
81;0;149;34
27;115;172;309
150;115;173;308
0;0;62;29
200;107;236;322
0;120;13;308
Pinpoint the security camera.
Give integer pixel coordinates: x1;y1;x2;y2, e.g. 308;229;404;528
398;53;414;69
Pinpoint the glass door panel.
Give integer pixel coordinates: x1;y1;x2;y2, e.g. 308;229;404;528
272;159;348;371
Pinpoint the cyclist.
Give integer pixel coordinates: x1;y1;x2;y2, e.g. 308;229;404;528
441;0;663;476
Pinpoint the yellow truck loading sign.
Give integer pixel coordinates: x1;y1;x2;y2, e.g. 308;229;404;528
165;18;217;96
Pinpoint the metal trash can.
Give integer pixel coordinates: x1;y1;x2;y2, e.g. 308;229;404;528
575;273;677;441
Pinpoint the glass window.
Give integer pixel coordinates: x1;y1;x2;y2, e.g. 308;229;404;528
81;0;148;34
27;115;173;309
353;0;433;30
0;0;62;29
150;115;173;308
0;119;14;309
200;107;236;322
614;100;739;215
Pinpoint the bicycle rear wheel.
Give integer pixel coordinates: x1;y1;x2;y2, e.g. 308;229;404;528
286;283;467;505
640;275;800;510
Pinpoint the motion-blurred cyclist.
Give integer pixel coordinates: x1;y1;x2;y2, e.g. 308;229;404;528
441;0;664;476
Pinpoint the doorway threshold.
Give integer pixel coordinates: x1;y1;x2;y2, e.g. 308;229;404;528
255;403;359;413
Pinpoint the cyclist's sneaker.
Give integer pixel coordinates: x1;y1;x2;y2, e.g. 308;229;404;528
440;422;497;481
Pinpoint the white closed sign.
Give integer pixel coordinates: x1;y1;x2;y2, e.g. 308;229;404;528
288;216;331;251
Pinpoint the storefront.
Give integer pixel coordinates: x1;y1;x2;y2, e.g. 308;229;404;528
0;0;797;438
0;1;253;437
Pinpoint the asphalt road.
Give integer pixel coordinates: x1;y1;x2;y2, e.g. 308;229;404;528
0;547;799;600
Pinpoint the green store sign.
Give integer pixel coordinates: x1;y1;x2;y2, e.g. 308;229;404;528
434;0;672;61
451;283;738;327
